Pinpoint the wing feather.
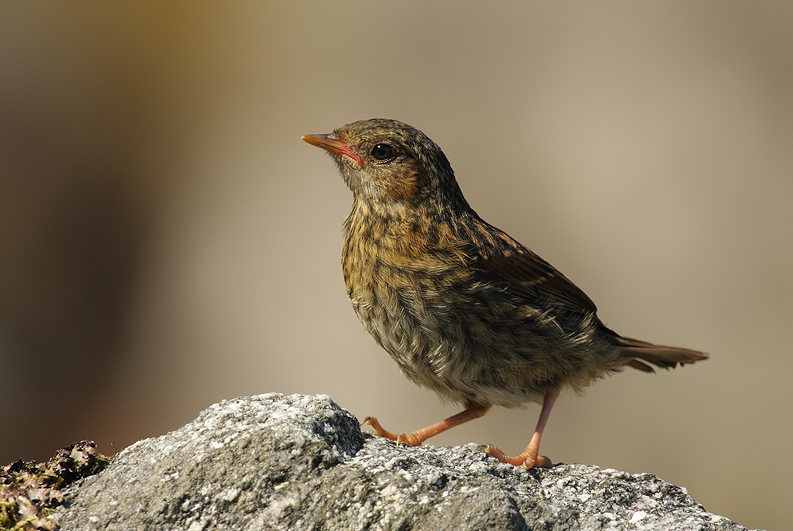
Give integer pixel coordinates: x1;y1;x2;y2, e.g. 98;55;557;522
467;227;597;314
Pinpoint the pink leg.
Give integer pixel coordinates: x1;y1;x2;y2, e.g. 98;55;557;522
363;404;491;446
482;388;560;469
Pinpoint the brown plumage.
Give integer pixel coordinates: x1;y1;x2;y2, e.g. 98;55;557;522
302;118;708;468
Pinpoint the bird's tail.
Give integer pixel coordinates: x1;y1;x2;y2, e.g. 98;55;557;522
615;336;709;373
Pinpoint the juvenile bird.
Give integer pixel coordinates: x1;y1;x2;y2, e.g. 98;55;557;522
302;118;707;469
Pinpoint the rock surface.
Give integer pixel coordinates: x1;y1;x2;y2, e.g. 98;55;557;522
51;394;748;531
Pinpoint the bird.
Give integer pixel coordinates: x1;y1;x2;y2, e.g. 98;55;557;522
302;118;708;469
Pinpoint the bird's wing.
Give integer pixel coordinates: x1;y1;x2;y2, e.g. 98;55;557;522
470;235;598;315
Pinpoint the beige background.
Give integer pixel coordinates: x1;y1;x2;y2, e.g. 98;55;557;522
2;2;791;530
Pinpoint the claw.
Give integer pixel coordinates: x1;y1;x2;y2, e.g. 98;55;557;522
533;455;552;468
360;416;400;442
478;444;552;469
477;444;495;455
520;455;552;469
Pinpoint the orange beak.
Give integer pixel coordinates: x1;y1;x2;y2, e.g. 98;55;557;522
302;133;363;167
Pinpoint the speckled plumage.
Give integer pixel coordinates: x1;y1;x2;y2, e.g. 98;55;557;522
303;118;707;467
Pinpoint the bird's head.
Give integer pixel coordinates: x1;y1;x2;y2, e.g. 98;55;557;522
303;119;466;210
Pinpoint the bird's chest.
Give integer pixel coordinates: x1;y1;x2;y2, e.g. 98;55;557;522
342;240;435;363
340;222;469;379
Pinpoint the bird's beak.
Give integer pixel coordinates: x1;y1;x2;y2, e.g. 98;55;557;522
302;133;363;167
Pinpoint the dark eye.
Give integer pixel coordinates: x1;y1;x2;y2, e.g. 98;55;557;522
371;143;396;161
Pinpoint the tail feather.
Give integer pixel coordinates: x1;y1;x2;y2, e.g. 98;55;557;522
616;336;708;373
626;359;656;373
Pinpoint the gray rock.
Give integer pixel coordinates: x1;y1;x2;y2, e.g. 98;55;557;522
53;394;749;531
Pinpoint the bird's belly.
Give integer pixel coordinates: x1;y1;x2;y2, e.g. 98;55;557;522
347;279;574;407
342;244;608;407
349;287;442;378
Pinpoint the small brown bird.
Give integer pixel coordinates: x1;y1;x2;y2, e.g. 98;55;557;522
302;118;707;469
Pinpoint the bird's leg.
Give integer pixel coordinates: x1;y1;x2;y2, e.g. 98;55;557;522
362;404;491;446
481;388;560;469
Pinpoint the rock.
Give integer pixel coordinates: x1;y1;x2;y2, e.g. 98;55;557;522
50;394;749;531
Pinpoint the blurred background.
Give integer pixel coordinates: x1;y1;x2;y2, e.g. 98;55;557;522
1;2;791;529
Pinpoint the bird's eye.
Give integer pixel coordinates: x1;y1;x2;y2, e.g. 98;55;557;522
370;143;396;162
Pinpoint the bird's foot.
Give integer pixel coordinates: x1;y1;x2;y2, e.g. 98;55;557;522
361;416;422;446
478;444;552;470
